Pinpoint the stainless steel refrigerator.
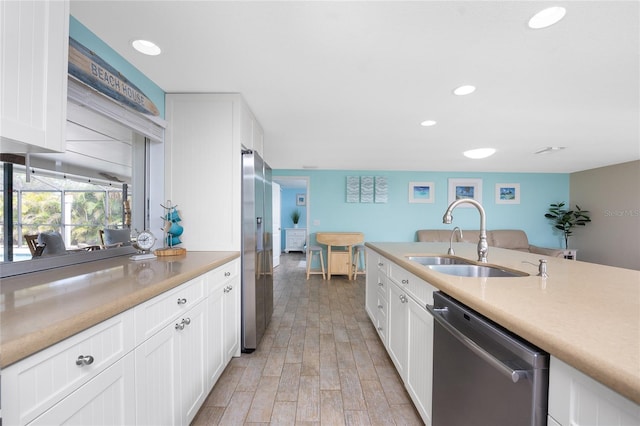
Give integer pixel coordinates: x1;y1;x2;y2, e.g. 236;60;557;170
241;149;273;352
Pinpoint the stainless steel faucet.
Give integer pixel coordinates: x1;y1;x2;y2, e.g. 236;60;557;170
443;199;488;263
448;227;463;255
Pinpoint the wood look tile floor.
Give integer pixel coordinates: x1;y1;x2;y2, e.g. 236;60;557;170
192;252;423;425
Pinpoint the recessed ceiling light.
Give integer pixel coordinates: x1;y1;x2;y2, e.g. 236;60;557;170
528;7;567;29
420;120;437;127
453;85;476;96
463;148;496;159
534;146;566;154
132;39;161;56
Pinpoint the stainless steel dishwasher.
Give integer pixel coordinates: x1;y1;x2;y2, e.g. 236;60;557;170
427;292;549;426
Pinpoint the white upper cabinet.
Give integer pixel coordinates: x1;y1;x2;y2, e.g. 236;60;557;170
0;0;69;153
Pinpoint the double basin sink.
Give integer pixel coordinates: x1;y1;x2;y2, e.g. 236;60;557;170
406;255;528;278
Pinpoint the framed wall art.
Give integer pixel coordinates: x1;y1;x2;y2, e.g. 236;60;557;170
448;178;482;206
409;182;434;203
296;193;306;206
495;183;520;204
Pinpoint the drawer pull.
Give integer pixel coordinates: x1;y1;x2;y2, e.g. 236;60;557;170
401;279;409;285
377;326;383;331
378;262;384;267
377;304;383;309
177;298;187;305
176;317;192;330
75;355;94;366
224;271;231;277
399;294;408;303
377;282;384;287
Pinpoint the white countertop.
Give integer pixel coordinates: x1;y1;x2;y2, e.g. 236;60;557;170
366;242;640;405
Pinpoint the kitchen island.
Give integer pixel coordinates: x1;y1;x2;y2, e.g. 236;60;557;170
366;241;640;408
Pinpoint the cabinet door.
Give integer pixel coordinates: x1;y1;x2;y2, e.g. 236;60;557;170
329;250;351;275
135;318;181;425
206;283;226;389
0;0;68;152
29;353;135;426
406;296;434;426
548;356;640;426
387;280;408;380
224;275;241;360
180;300;208;425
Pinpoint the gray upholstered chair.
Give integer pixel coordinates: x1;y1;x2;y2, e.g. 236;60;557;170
37;232;69;256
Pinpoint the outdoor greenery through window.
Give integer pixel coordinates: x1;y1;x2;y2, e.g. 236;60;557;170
1;163;130;262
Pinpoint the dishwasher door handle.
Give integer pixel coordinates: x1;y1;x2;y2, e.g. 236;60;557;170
426;304;528;384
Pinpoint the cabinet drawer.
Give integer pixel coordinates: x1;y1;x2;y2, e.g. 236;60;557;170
134;275;205;344
29;352;136;426
368;251;390;276
375;292;388;342
389;263;434;306
207;259;240;292
375;272;388;299
2;310;134;426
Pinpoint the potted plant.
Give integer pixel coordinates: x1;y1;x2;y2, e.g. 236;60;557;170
544;202;591;249
291;209;301;228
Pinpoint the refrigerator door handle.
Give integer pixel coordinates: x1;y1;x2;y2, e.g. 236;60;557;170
257;217;262;224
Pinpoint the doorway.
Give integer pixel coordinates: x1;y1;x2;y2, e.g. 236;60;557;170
272;176;310;263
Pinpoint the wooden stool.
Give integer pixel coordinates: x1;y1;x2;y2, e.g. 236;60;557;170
306;245;326;279
352;244;365;279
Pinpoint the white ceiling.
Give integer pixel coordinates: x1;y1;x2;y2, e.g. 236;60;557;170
70;1;639;173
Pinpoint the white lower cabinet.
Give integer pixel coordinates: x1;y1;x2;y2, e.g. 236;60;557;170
2;258;241;425
365;250;434;426
548;356;640;426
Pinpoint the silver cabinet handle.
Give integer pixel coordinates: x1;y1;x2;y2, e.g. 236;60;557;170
377;326;383;331
177;298;187;305
224;271;231;277
401;279;409;285
426;304;528;383
378;262;384;267
76;355;94;366
175;317;191;330
377;281;384;287
399;294;408;303
377;304;383;309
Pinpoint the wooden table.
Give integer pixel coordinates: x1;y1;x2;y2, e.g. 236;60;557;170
315;232;364;280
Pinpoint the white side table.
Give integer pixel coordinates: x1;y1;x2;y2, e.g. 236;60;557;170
284;228;306;253
562;249;577;260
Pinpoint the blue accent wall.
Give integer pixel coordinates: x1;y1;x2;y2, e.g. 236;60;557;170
69;16;165;118
273;169;570;249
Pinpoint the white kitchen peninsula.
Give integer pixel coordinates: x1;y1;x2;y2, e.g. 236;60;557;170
1;252;239;425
